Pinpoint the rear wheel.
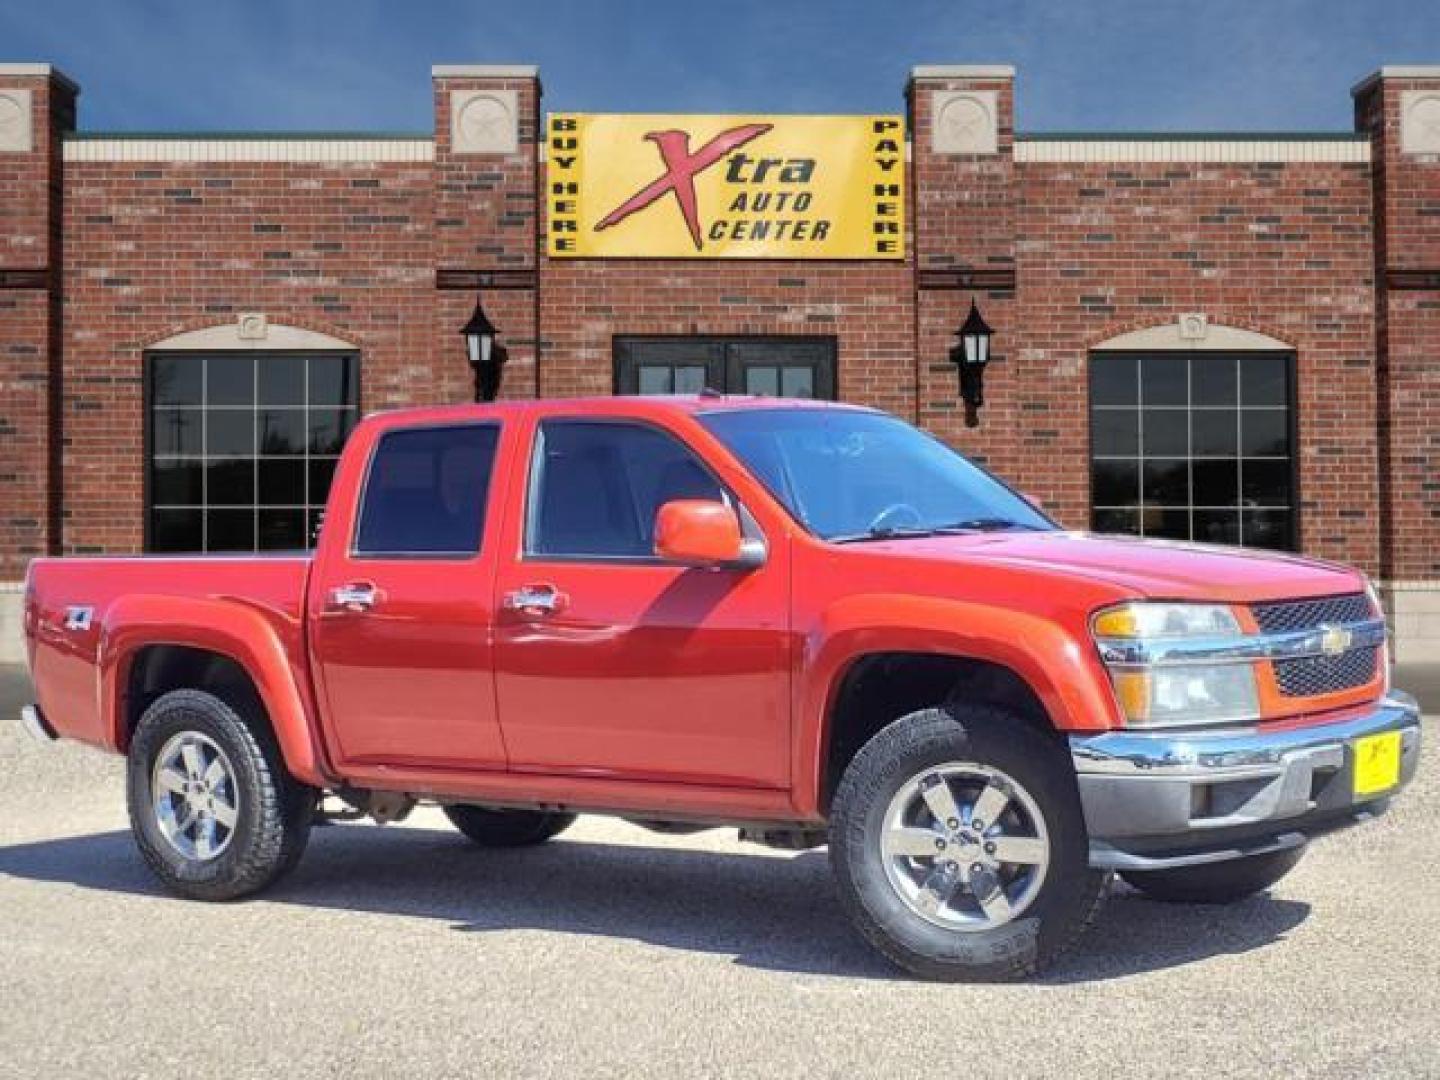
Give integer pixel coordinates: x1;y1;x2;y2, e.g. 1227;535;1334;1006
126;689;314;901
444;805;577;847
829;704;1109;981
1120;847;1305;904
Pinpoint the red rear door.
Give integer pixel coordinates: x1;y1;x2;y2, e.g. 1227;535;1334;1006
307;418;511;769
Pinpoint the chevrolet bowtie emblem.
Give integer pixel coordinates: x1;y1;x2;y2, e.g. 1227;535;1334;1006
1318;624;1353;657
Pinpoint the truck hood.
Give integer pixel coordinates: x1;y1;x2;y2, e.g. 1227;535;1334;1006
857;530;1365;603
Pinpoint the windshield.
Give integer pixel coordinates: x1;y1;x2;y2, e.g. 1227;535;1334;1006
698;409;1055;542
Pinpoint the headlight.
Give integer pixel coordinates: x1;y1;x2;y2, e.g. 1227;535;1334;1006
1092;602;1259;728
1092;602;1240;639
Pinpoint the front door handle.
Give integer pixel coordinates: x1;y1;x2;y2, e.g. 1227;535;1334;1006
504;584;569;617
329;582;380;613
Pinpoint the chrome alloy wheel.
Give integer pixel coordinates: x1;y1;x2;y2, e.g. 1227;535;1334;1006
151;731;240;861
879;761;1051;931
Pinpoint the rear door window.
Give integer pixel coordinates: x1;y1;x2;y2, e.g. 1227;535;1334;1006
354;424;501;556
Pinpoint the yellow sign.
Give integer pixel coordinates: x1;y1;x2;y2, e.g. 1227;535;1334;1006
547;113;905;259
1353;731;1401;796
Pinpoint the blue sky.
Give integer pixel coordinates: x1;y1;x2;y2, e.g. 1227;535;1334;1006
3;0;1437;133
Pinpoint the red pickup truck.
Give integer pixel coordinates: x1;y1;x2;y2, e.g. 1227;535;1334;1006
21;396;1421;980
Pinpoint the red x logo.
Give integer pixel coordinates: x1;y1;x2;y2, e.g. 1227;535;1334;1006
595;123;773;251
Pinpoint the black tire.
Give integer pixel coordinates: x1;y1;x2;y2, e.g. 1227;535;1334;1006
126;689;315;901
444;805;577;847
1120;846;1305;904
830;704;1109;981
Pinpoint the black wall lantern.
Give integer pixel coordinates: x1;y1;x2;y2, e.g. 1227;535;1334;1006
461;294;507;402
948;299;994;428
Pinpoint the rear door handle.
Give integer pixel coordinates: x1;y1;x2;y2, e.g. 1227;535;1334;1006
504;584;569;617
329;582;380;612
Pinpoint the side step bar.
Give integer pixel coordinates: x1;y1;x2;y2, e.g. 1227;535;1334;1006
19;704;57;744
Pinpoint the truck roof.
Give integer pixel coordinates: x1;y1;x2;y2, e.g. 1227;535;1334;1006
358;394;874;428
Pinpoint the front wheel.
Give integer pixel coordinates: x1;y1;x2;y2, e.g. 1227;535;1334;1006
126;689;314;901
1120;847;1305;904
829;704;1109;981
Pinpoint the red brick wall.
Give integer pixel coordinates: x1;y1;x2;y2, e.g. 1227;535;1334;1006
911;73;1016;276
909;74;1379;572
1357;75;1440;581
59;155;439;554
537;257;915;413
431;73;541;402
0;72;73;579
6;63;1435;586
909;73;1021;499
53;72;546;557
1013;157;1378;571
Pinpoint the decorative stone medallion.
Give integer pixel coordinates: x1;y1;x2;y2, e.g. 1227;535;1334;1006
1178;313;1209;341
932;90;998;155
237;313;269;341
1400;91;1440;155
451;89;519;155
0;89;33;153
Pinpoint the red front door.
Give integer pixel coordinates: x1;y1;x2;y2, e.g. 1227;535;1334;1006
491;415;792;789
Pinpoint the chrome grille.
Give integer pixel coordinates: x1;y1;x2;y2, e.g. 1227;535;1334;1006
1251;593;1372;634
1252;592;1380;698
1274;646;1380;697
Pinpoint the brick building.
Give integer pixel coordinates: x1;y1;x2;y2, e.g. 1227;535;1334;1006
1;62;1437;660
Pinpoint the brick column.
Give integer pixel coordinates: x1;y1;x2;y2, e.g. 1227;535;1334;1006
908;66;1026;490
1355;66;1440;661
0;64;76;584
431;65;541;403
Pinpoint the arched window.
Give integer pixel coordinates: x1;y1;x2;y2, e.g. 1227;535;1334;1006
1088;324;1295;550
144;324;360;552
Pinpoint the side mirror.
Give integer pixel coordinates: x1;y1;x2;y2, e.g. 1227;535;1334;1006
654;500;764;568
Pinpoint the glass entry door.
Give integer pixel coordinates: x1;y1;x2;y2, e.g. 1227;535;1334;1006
614;337;836;399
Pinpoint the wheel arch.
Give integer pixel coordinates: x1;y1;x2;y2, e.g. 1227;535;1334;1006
100;595;332;786
796;595;1119;818
818;652;1058;813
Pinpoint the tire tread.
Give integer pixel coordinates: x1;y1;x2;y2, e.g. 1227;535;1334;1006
830;705;1108;981
127;689;313;901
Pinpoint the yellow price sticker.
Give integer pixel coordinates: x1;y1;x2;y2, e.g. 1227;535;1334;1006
1353;732;1402;797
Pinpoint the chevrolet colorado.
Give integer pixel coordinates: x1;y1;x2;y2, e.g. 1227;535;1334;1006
21;397;1421;980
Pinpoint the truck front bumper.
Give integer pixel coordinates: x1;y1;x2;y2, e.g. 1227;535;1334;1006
1070;693;1422;871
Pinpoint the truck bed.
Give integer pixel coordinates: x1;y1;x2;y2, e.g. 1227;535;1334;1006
24;555;312;751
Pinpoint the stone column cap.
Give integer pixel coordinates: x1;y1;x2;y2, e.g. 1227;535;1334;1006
910;64;1015;81
432;64;539;79
1352;65;1440;96
0;63;78;92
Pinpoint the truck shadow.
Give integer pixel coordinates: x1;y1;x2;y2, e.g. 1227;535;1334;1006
0;825;1310;983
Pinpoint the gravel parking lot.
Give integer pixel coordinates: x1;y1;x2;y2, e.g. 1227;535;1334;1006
2;664;1436;1079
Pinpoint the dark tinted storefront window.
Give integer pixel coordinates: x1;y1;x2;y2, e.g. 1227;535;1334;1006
614;337;837;399
1089;351;1295;550
147;353;360;552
